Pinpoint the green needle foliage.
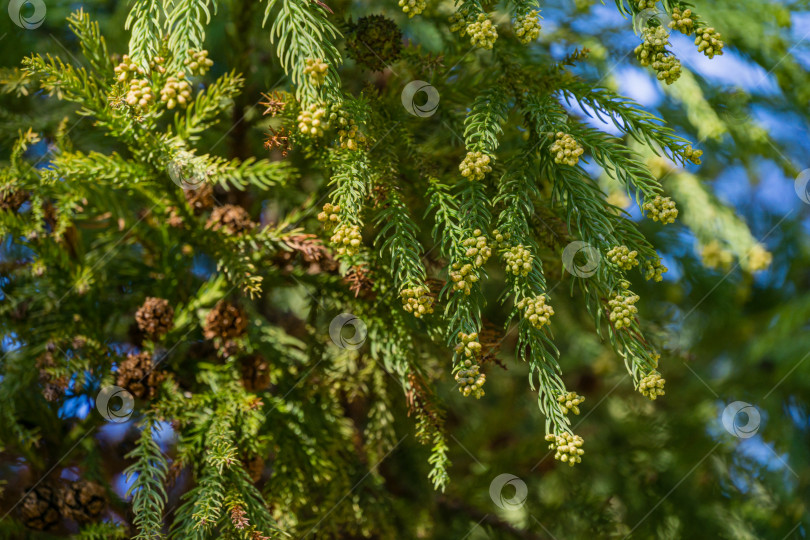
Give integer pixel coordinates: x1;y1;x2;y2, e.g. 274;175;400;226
0;0;807;537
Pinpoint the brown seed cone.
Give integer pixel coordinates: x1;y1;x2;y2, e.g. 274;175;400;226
115;351;164;399
58;480;107;524
0;189;29;213
135;297;175;340
36;352;68;402
203;301;248;341
166;207;184;228
239;355;270;391
184;184;215;214
242;454;264;483
205;204;255;236
19;484;61;531
217;338;243;360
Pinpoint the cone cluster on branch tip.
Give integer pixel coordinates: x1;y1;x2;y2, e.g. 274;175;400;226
149;55;166;74
466;13;498;49
184;183;215;214
668;7;695;34
608;284;640;331
550;132;585;166
492;228;511;249
317;202;341;230
517;295;554;330
514;11;542;44
450;262;478;295
126;78;154;109
606;245;639;270
116;351;164;399
700;240;733;270
747;244;773;272
206;204;256;236
336;109;366;150
455;361;486;398
557;392;585;415
346;15;403;71
635;0;655;9
644;258;668;281
695;26;724;58
454;332;485;398
448;11;467;34
1;189;28;213
545;432;585;466
503;244;533;276
400;285;434;318
330;223;363;256
183;49;213;76
160;73;192;109
643;195;678;224
459;151;492;181
635;26;682;84
297;103;333;137
684;145;703;164
638;372;666;399
204;300;248;341
114;54;145;82
455;331;482;359
462;229;491;266
398;0;426;18
135;297;175;340
303;58;329;85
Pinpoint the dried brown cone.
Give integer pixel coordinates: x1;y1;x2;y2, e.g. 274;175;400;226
259;91;286;117
206;204;256;236
19;484;61;531
230;504;250;529
264;126;291;157
239;355;270;391
344;264;376;299
204;300;248;341
0;189;29;213
135;297;175;340
36;351;69;402
184;183;215;214
115;351;164;399
58;480;107;524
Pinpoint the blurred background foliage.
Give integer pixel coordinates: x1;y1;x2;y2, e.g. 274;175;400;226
1;0;809;538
